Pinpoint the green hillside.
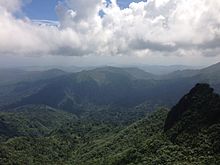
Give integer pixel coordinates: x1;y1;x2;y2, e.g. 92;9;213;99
1;84;220;164
0;105;76;141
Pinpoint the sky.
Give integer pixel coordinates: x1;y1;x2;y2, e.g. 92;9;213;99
0;0;220;67
22;0;143;20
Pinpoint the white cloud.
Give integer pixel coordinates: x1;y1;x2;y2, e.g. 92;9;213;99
0;0;23;13
0;0;220;58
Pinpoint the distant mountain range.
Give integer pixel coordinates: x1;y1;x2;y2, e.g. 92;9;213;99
6;64;201;75
0;68;66;86
1;62;220;113
0;62;220;164
138;64;201;75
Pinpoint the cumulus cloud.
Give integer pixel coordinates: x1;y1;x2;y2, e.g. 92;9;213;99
0;0;220;57
0;0;23;13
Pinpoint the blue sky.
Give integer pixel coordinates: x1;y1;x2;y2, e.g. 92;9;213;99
23;0;59;20
23;0;144;20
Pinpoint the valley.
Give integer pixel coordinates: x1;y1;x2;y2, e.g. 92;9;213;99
0;63;220;164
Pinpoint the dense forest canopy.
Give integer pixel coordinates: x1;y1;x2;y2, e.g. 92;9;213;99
0;63;220;164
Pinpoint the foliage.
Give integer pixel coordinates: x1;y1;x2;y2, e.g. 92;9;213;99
1;66;220;164
0;105;76;141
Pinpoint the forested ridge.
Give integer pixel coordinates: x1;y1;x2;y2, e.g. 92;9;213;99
0;83;220;164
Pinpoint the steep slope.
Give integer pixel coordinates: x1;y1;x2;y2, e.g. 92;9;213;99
165;83;220;152
164;84;220;131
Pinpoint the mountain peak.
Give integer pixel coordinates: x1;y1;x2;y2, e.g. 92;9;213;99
164;83;220;131
188;83;213;96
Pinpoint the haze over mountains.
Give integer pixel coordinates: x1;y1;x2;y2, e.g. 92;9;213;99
0;62;219;110
4;64;201;75
1;0;220;164
0;62;220;164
